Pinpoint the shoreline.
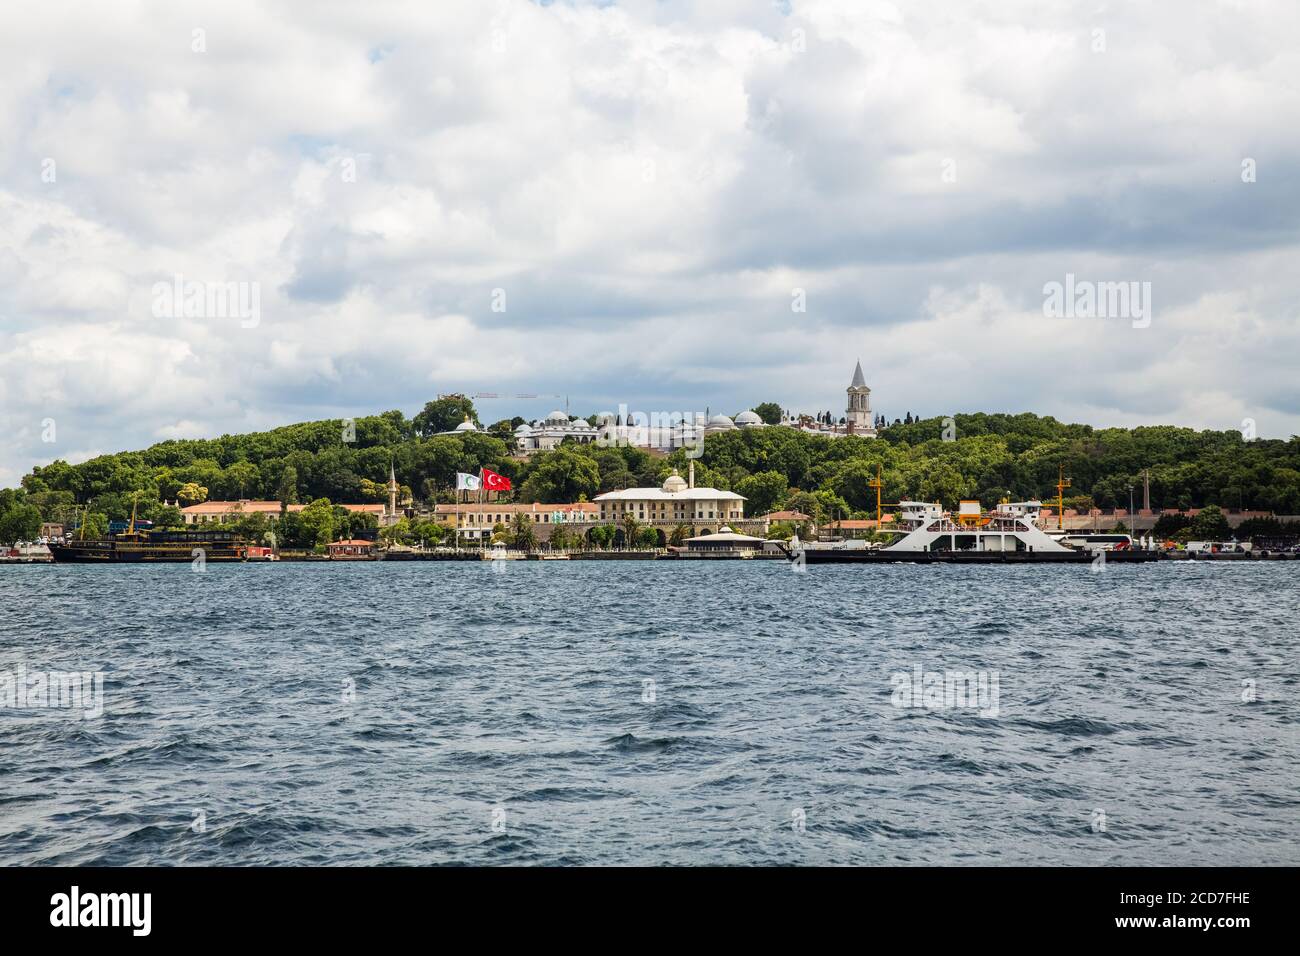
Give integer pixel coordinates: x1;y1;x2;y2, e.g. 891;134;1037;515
9;549;1300;565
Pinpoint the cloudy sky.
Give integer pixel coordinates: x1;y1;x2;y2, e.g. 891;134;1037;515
2;0;1298;487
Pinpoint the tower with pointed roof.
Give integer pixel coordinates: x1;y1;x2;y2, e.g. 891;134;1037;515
845;360;876;436
387;460;399;524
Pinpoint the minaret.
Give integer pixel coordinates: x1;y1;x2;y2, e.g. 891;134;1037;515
387;461;398;523
845;360;876;437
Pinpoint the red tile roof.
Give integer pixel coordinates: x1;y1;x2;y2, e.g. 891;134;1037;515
181;500;283;515
181;500;385;515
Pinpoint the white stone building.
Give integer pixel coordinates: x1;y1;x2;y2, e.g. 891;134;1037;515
515;410;599;453
593;464;747;528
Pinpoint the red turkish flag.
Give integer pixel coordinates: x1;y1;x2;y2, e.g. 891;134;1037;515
481;467;512;491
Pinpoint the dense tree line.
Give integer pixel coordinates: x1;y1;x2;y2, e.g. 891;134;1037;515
3;397;1299;542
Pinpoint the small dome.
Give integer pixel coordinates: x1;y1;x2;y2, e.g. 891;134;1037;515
514;423;531;434
735;410;763;426
706;414;736;431
662;470;688;493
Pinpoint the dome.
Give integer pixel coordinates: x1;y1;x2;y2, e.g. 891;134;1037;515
735;410;763;426
514;423;531;434
454;419;478;432
662;470;688;494
705;414;736;432
546;410;568;424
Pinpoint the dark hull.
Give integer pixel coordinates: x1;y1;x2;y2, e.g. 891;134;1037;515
48;543;247;563
788;547;1162;564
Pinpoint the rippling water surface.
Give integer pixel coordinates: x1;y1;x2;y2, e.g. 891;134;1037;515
1;561;1296;865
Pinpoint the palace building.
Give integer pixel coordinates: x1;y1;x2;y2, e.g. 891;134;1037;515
432;501;599;542
592;462;753;535
514;410;599;453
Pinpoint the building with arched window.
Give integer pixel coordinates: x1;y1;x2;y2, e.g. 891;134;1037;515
515;410;599;452
592;465;755;536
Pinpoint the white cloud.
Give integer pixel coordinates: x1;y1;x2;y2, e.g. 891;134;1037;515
1;0;1298;488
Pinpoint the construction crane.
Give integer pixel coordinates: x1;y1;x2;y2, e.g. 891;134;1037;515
868;462;886;524
1055;464;1072;531
461;392;565;402
439;391;567;407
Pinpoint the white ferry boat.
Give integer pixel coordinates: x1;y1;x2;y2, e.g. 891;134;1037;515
886;499;1073;554
790;500;1158;564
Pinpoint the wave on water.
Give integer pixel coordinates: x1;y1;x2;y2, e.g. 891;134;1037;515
2;561;1297;865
